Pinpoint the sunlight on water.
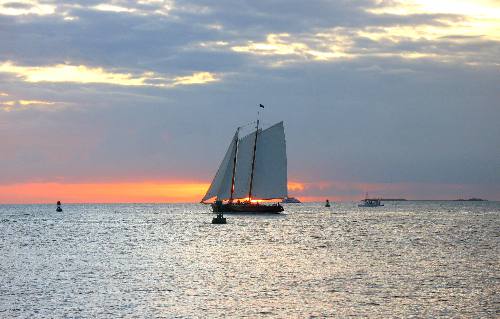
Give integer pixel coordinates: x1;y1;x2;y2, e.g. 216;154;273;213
0;201;498;317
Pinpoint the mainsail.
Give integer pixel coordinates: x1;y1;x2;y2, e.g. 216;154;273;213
202;121;287;202
250;121;287;199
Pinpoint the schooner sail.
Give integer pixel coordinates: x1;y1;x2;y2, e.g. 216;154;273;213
202;121;287;213
201;131;238;202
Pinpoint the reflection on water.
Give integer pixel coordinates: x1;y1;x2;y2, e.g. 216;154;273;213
0;201;498;317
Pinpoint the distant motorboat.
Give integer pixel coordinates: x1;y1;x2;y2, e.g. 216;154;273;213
282;197;301;203
358;198;384;207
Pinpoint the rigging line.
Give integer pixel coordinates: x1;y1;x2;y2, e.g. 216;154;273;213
237;120;257;130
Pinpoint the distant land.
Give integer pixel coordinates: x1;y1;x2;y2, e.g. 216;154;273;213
378;198;487;202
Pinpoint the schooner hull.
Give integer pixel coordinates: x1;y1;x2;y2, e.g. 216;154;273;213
211;202;284;214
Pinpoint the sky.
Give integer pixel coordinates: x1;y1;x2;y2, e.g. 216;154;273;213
1;0;499;203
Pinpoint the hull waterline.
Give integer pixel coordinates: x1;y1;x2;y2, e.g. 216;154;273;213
211;202;284;214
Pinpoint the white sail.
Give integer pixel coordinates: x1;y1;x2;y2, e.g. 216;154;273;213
251;121;287;199
203;121;288;202
202;131;237;202
231;130;257;199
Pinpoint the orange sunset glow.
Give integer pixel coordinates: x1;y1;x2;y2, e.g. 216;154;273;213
0;182;209;204
0;181;309;204
0;180;486;204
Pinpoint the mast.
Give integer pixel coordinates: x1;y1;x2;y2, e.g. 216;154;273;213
229;127;239;202
248;119;259;200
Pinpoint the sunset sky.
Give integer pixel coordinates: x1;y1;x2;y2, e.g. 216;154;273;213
1;0;499;203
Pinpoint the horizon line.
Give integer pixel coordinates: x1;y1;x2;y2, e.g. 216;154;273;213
0;199;493;205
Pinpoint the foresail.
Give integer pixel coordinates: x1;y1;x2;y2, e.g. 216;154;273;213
216;138;238;200
201;132;237;202
251;121;288;199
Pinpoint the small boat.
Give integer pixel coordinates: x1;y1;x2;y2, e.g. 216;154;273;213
325;199;331;207
282;197;301;203
201;114;287;214
358;197;384;207
56;201;63;212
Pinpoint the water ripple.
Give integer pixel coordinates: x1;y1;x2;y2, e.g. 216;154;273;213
0;201;498;318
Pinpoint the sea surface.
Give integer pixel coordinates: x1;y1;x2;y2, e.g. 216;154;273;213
0;201;498;318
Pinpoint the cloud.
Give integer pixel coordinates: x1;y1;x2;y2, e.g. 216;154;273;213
0;61;220;87
231;33;353;63
172;71;218;86
369;0;500;18
92;3;137;14
228;20;500;66
0;99;55;111
0;90;59;111
0;0;55;16
1;0;497;72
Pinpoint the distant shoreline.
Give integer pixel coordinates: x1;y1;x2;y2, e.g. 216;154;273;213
380;198;488;202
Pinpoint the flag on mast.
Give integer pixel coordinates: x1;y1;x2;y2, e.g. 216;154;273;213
259;104;265;108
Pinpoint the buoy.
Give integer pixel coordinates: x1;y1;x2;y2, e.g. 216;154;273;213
212;213;226;224
56;201;63;212
325;199;331;207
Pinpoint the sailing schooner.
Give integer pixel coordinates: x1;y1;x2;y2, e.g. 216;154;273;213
201;120;287;213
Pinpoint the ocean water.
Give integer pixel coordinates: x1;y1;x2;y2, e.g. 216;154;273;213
0;201;498;318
